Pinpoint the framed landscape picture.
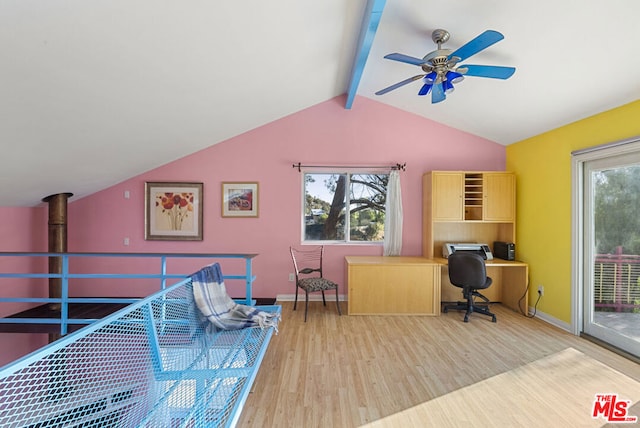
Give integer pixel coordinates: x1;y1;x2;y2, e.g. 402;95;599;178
145;182;203;240
221;182;259;217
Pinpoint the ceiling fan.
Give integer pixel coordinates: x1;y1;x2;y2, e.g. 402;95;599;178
375;29;515;103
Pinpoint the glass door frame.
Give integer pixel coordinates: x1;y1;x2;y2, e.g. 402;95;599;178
571;136;640;353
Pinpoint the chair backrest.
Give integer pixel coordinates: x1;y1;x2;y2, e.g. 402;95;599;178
290;246;324;280
447;252;488;289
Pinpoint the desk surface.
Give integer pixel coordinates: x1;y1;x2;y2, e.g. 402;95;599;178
433;257;528;267
345;256;527;267
345;256;440;265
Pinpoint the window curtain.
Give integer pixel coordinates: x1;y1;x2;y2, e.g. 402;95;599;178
383;170;403;256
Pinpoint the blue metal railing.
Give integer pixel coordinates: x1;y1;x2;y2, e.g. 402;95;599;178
0;277;281;427
0;252;258;335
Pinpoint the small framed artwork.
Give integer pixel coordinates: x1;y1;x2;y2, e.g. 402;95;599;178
221;182;259;217
145;182;203;240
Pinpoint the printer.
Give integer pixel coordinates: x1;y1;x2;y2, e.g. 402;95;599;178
442;243;493;260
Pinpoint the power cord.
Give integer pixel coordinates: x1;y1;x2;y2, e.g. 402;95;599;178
518;281;541;318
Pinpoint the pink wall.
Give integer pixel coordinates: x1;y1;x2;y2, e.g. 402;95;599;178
0;96;504;365
0;207;49;366
66;96;505;298
0;206;47;252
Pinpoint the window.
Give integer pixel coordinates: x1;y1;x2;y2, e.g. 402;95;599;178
303;172;388;243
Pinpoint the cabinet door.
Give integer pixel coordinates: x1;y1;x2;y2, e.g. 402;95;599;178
483;173;515;221
432;172;464;220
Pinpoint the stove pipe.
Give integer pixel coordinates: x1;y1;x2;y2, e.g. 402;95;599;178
42;193;73;311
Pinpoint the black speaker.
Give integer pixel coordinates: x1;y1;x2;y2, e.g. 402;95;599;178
493;241;515;261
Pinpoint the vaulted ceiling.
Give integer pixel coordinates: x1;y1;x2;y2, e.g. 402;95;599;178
2;1;639;207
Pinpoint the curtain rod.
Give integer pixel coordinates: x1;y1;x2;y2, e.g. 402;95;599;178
292;162;406;172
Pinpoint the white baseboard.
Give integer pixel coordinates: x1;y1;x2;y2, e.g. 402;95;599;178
529;306;572;333
273;297;571;332
276;293;347;302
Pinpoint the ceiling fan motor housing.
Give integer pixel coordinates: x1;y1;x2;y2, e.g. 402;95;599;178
422;49;454;80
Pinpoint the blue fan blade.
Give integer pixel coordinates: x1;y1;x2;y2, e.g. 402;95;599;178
461;64;516;79
431;82;446;103
375;75;424;95
448;30;504;62
418;83;432;96
384;53;426;66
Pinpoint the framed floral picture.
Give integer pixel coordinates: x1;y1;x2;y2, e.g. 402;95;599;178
145;182;203;240
221;182;259;217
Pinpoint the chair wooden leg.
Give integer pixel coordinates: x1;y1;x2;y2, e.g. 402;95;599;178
321;290;327;306
304;291;309;322
335;287;341;316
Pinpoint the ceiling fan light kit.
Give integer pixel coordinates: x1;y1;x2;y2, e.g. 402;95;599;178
376;29;515;104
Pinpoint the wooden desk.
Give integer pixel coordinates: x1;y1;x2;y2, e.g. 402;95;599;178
345;256;441;315
436;257;529;314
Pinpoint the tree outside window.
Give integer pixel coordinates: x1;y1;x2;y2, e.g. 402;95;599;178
303;173;387;242
594;166;640;255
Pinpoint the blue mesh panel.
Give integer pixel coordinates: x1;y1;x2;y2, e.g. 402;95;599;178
0;279;280;428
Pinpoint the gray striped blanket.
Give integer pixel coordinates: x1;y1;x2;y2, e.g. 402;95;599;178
191;263;280;332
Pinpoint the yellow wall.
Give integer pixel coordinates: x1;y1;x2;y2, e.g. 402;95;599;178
506;100;640;324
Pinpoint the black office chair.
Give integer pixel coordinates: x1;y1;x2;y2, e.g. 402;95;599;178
443;252;497;323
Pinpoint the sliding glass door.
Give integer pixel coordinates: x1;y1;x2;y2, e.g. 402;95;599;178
579;145;640;357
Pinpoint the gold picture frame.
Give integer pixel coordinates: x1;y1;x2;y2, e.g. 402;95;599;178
145;182;203;240
221;182;259;217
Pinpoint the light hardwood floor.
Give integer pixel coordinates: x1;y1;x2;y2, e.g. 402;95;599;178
238;301;640;427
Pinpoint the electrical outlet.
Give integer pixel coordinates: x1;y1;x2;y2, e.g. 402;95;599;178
537;285;544;296
288;273;295;282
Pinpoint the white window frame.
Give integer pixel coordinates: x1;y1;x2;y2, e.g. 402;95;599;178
300;170;388;245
